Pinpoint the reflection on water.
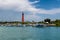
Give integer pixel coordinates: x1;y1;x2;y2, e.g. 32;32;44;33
0;26;60;40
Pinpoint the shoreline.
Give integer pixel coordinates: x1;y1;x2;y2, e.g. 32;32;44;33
0;23;59;27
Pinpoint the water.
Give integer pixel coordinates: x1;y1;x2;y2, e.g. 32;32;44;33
0;26;60;40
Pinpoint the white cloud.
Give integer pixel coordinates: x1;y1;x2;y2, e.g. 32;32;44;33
0;0;60;21
0;0;60;14
30;0;39;4
33;8;60;14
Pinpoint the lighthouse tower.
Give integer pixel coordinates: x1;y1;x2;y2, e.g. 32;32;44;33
22;12;24;24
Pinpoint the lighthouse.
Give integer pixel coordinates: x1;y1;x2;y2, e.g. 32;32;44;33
22;12;24;24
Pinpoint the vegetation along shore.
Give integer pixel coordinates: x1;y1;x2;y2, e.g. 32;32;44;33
0;19;60;27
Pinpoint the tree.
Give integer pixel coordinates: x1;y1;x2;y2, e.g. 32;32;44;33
44;18;51;23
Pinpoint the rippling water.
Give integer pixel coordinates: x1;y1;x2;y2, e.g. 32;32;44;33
0;26;60;40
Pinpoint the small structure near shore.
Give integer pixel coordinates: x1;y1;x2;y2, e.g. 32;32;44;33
44;18;51;24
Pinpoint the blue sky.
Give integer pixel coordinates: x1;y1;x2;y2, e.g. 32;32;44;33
34;0;59;9
0;0;60;22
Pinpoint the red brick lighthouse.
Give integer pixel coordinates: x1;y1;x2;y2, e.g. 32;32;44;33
22;12;24;24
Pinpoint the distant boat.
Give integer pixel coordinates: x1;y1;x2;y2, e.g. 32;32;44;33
17;24;26;27
35;24;44;27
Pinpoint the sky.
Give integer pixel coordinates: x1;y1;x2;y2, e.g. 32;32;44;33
0;0;60;22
